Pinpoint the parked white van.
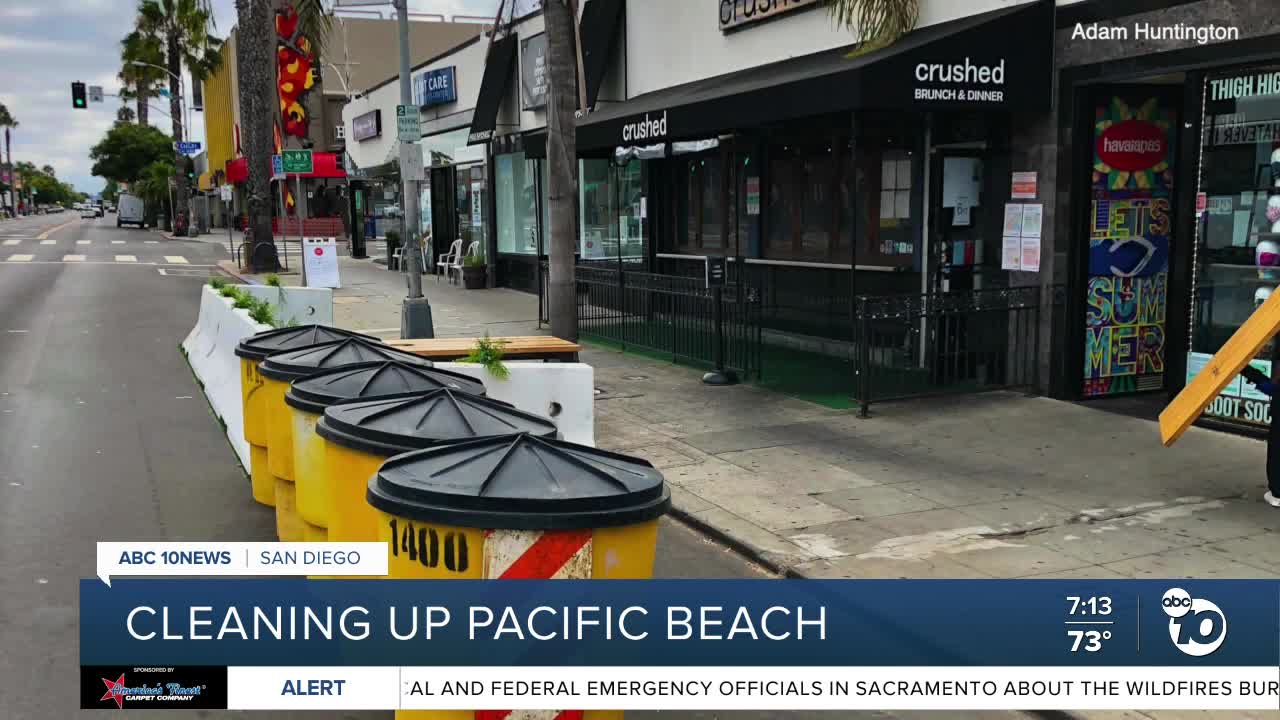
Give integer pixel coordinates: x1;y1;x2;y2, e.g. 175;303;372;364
116;193;146;229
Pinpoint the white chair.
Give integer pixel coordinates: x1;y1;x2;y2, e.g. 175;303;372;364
436;238;462;283
448;240;481;285
392;234;429;273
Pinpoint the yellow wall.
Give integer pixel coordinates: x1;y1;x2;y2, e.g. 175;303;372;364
202;43;235;181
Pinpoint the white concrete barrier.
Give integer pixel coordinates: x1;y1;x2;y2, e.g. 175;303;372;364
242;285;333;326
436;362;595;446
182;285;271;471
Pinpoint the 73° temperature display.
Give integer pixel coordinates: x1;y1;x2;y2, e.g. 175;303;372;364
1066;596;1113;653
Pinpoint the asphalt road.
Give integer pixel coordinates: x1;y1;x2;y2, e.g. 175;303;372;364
0;213;1024;720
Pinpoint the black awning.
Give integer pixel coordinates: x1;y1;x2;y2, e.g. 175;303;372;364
467;34;519;146
577;0;1054;151
580;0;625;109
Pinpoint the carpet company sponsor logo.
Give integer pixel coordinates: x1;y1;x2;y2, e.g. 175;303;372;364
622;111;668;142
1096;119;1166;172
99;672;205;709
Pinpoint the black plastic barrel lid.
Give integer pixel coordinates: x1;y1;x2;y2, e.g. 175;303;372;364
234;324;378;361
366;433;670;530
316;389;555;456
259;337;431;382
286;361;487;413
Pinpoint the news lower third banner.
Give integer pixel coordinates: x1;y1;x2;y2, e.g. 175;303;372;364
81;579;1280;711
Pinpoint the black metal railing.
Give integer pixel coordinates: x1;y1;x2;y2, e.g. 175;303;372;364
570;265;762;378
852;284;1062;416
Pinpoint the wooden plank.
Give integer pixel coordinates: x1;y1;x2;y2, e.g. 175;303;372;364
388;336;581;359
1160;288;1280;446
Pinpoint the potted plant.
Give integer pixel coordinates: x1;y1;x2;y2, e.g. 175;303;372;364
462;253;487;289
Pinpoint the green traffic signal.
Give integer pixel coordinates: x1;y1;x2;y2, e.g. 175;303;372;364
71;81;87;110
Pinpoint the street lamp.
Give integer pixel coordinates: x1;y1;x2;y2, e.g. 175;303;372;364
127;60;191;134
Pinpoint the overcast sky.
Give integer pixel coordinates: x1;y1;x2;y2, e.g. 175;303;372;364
0;0;512;194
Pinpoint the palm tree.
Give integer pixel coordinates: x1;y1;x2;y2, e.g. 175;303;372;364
119;29;167;127
234;0;330;270
136;0;222;236
117;105;137;124
823;0;919;54
137;159;177;227
543;0;583;341
0;103;17;216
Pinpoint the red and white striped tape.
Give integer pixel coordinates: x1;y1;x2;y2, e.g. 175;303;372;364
479;530;593;720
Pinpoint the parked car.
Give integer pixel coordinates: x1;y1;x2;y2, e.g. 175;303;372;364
116;193;146;229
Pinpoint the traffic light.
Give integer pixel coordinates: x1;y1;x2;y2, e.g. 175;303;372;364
71;82;86;109
184;156;196;183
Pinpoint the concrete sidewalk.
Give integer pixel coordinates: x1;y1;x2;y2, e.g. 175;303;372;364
225;254;1280;582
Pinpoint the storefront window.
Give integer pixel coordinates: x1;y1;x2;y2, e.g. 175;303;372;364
455;163;487;256
578;158;646;262
1189;66;1280;426
763;128;850;263
852;117;920;269
496;152;539;255
676;153;722;251
422;128;470;167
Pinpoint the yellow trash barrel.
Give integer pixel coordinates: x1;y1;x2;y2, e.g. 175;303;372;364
233;325;375;506
316;390;559;544
283;361;487;538
257;337;431;541
365;432;671;720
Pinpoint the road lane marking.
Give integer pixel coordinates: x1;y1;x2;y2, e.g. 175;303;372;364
164;256;188;264
37;219;76;239
2;240;19;246
63;255;85;262
40;239;55;245
77;240;91;245
111;240;125;245
5;254;33;262
115;255;137;263
145;240;159;244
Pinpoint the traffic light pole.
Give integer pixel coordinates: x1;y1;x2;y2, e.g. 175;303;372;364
396;0;433;339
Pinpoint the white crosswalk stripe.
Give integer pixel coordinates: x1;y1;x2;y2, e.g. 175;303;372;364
6;254;33;262
40;239;55;245
115;255;137;263
164;256;188;264
111;240;125;245
77;240;91;245
145;240;159;244
2;239;20;246
63;255;85;262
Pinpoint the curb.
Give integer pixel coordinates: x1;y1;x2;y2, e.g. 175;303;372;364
667;503;1084;720
214;261;260;285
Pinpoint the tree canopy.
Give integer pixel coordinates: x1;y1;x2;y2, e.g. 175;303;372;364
90;122;173;184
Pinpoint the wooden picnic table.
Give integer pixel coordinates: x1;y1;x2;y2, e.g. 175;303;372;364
388;335;581;362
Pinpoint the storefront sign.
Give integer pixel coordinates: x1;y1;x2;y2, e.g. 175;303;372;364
1186;352;1272;426
520;33;548;110
1209;70;1280;103
1083;92;1177;399
351;110;381;142
621;111;668;143
1095;119;1166;172
471;181;483;226
719;0;818;32
911;57;1007;104
414;66;457;109
1010;171;1037;199
746;177;760;215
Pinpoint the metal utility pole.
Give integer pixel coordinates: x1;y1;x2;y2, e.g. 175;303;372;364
395;0;433;338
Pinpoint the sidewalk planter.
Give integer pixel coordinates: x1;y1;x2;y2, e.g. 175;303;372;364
436;361;595;445
234;325;377;506
284;361;487;540
317;390;559;545
369;434;670;720
257;338;430;541
241;285;335;326
462;259;487;289
181;286;272;474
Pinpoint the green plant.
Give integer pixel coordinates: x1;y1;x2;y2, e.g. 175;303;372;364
248;297;275;326
208;276;227;290
218;284;238;298
462;334;509;380
264;273;282;287
232;288;254;309
463;253;486;268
